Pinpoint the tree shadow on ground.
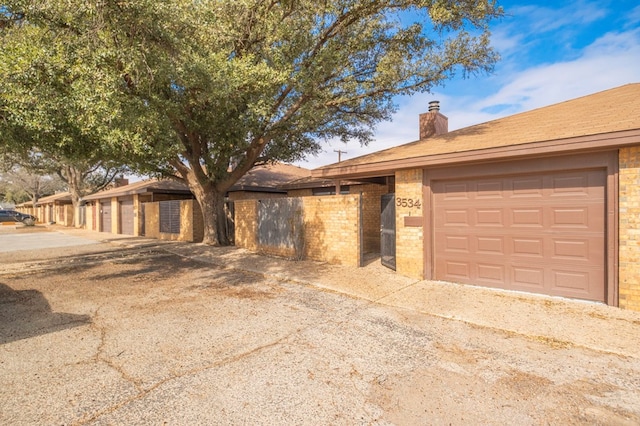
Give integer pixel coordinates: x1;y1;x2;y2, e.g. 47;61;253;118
0;283;90;345
82;253;224;282
41;252;266;289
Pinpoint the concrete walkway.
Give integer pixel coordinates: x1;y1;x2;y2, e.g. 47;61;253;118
54;227;640;360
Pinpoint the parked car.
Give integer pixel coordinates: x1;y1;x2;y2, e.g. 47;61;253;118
0;210;37;226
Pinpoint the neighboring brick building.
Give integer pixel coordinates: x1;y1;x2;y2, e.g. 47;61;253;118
35;192;73;225
81;164;311;242
82;179;194;237
313;83;640;311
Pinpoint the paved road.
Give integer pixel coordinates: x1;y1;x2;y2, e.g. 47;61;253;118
1;228;640;425
0;230;99;252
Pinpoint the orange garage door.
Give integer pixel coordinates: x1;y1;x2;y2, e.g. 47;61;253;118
433;168;606;302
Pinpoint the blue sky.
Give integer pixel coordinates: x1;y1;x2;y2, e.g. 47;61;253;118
296;0;640;169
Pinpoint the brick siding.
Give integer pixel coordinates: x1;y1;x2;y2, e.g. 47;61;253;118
235;195;361;266
303;195;360;266
619;146;640;311
234;200;258;251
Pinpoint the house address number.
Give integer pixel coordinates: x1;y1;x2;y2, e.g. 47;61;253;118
396;197;421;209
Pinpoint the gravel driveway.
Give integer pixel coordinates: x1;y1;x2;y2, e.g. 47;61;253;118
1;227;639;425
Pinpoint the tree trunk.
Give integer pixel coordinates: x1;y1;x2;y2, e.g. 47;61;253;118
192;185;230;246
69;188;81;227
61;165;83;227
171;155;236;246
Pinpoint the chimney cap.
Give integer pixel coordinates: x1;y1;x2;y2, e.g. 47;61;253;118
428;100;440;112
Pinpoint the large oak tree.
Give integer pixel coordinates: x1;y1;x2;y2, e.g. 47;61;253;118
1;0;502;244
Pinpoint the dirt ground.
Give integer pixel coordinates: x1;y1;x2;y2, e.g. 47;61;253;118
1;228;640;425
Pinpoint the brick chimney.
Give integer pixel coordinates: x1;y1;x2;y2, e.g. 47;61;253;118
114;177;129;187
419;100;448;139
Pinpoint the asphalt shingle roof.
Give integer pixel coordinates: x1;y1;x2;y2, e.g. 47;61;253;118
82;179;190;201
36;192;72;204
231;163;310;191
314;83;640;178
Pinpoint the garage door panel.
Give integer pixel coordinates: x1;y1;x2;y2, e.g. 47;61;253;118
553;269;591;291
513;266;545;288
476;209;503;226
442;183;471;199
550;268;604;300
477;263;505;283
553;239;590;260
445;235;470;252
477;237;504;254
433;167;606;302
552;202;604;228
444;261;471;280
476;181;504;198
512;208;544;227
443;209;470;226
512;177;545;197
552;207;590;228
551;174;591;195
513;238;544;257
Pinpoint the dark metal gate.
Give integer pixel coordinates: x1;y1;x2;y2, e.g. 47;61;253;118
159;200;181;234
380;193;396;270
140;203;146;236
257;198;303;252
225;201;235;245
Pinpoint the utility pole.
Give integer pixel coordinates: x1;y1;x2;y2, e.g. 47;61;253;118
333;149;347;163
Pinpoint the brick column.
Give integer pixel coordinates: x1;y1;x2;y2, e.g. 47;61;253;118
619;147;640;311
395;169;424;280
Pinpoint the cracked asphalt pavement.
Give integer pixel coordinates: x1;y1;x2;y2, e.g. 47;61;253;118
1;227;640;425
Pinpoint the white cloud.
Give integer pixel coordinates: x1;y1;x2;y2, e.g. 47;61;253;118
503;1;607;36
471;29;640;118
